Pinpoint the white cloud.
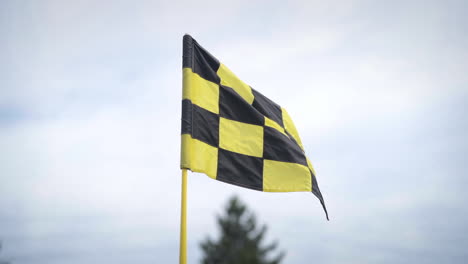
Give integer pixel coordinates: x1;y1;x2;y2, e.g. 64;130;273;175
1;0;468;263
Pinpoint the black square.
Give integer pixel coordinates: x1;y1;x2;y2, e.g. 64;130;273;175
181;99;192;135
252;88;284;127
191;40;221;84
263;127;307;166
219;85;264;125
192;104;219;147
285;130;302;150
217;148;263;191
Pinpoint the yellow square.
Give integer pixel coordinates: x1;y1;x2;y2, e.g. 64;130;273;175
264;117;287;136
281;108;304;150
217;63;254;104
183;68;219;114
263;160;311;192
219;117;263;158
181;134;218;179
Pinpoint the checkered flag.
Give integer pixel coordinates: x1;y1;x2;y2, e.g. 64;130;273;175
180;35;328;220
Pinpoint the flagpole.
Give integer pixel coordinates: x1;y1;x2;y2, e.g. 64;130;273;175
179;169;188;264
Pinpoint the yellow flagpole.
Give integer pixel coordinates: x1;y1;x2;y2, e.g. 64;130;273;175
179;169;188;264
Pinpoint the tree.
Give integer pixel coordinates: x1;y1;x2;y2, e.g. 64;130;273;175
200;196;284;264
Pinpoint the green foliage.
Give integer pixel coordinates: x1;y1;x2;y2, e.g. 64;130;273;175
200;196;284;264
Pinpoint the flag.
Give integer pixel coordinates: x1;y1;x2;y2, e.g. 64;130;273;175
180;35;328;219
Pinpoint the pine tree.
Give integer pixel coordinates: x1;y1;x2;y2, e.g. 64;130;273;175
200;196;284;264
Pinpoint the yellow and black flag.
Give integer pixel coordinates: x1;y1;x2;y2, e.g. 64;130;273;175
180;35;328;219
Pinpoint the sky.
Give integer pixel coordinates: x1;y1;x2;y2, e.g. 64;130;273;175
1;0;468;263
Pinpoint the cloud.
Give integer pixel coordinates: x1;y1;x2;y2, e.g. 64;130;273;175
1;0;468;264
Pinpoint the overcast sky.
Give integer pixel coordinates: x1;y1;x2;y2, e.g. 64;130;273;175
1;0;468;263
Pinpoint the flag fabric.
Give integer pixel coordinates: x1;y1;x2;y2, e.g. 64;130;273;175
181;35;328;219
